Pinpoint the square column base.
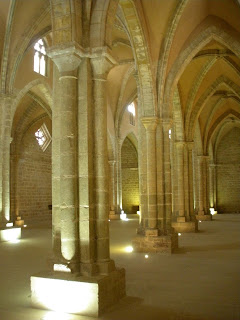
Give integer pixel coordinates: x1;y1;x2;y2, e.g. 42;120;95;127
31;268;125;317
132;233;178;254
172;220;198;233
109;211;120;220
15;219;24;227
0;227;21;242
196;214;212;221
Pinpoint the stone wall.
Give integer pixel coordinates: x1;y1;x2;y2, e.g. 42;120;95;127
12;124;52;223
121;137;139;214
216;127;240;213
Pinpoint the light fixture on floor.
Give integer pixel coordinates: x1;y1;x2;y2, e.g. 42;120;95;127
125;246;133;253
42;311;71;320
145;254;149;259
178;233;181;236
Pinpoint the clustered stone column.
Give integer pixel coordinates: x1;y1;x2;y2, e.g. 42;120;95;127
31;48;125;316
171;140;197;232
132;117;178;253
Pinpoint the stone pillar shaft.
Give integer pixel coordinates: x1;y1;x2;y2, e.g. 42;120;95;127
197;156;204;215
175;142;185;217
2;100;12;223
109;160;116;211
48;49;82;270
91;56;114;266
187;142;194;217
162;121;172;229
142;117;158;229
59;72;78;264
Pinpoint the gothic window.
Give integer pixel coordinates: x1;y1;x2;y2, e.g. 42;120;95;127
35;123;51;152
128;102;135;126
34;39;47;76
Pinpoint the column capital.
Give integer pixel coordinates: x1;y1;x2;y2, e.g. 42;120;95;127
174;140;186;147
141;116;158;131
186;141;194;149
91;47;117;80
160;118;173;130
47;42;83;74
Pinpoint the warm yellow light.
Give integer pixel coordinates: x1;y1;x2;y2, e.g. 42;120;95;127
120;211;127;221
24;224;27;227
0;228;21;242
210;208;217;215
178;233;181;236
137;211;140;215
6;222;13;227
42;311;71;320
145;255;149;259
199;220;202;223
31;277;94;314
125;246;133;253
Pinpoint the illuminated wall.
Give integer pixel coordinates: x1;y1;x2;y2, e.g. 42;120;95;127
216;127;240;213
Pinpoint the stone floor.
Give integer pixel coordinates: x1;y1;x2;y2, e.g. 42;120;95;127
0;213;239;320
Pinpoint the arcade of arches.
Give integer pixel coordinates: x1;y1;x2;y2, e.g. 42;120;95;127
0;0;239;317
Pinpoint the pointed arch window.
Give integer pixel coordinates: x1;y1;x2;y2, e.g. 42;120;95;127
128;102;135;126
34;39;47;76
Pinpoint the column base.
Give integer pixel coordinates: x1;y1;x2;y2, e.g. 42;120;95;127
15;217;24;227
31;268;125;317
172;220;198;233
0;226;21;242
109;211;120;220
196;214;212;221
132;232;178;254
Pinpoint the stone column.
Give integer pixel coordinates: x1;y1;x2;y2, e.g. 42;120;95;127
171;141;197;233
162;119;172;230
132;117;178;253
91;54;116;274
48;48;81;271
187;142;194;218
175;141;185;220
109;160;119;219
209;162;215;209
116;138;123;214
141;117;158;231
196;155;212;221
2;102;12;223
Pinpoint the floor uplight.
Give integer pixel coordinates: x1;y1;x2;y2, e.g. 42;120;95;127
125;246;133;253
145;254;149;259
178;233;181;236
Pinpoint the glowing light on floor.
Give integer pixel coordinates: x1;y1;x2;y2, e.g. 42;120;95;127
137;211;140;215
9;239;20;244
120;211;128;221
31;277;94;314
6;222;13;227
145;254;149;259
125;246;133;253
42;311;71;320
210;208;217;215
178;233;181;236
23;224;27;227
0;228;21;242
199;220;202;223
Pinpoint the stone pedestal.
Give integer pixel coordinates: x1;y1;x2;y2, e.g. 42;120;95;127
172;220;198;233
15;216;24;227
0;227;21;242
196;214;212;221
109;210;120;220
31;269;125;317
132;233;178;254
